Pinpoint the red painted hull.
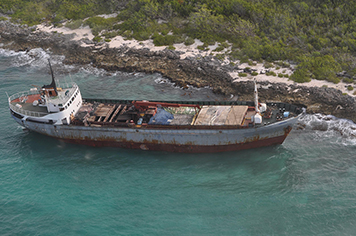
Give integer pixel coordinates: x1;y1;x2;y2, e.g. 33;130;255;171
60;134;288;153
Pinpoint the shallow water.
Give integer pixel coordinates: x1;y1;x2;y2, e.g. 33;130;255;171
1;49;356;235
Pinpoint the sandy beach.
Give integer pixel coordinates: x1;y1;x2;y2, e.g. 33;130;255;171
35;22;356;97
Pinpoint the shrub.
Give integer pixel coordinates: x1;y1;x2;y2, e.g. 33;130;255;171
347;85;354;91
214;45;225;52
184;37;195;46
275;61;290;68
93;36;102;42
0;16;8;21
343;78;354;83
239;73;248;77
102;31;119;39
264;62;274;68
167;45;176;50
133;31;151;41
266;71;277;76
290;68;311;83
197;45;206;51
248;60;256;66
326;77;340;84
153;34;178;46
66;20;83;30
278;73;284;78
251;71;259;76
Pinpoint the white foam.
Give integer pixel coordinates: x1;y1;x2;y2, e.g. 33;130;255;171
298;114;356;146
0;48;66;69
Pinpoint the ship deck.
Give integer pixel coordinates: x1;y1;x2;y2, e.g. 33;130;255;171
10;94;49;117
72;99;303;129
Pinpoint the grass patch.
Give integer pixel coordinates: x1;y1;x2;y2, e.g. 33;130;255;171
238;73;248;77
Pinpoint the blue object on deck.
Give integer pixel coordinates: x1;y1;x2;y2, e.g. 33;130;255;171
148;108;174;125
283;111;290;118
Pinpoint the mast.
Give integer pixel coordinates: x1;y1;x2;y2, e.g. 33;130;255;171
254;78;259;113
42;59;58;97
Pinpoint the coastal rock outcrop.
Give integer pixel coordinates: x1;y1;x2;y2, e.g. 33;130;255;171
1;20;355;122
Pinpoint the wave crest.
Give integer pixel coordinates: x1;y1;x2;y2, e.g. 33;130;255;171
297;114;356;145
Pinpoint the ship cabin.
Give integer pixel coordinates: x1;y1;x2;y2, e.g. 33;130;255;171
8;81;82;125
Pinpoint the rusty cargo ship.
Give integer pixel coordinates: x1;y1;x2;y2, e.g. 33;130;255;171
8;65;304;153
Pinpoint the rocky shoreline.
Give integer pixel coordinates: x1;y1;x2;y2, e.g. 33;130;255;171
1;21;356;123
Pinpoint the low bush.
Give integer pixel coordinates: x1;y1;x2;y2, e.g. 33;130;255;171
197;45;206;51
167;45;176;50
264;62;274;68
343;77;354;83
93;36;102;42
153;34;178;46
239;73;248;77
266;71;277;76
290;68;311;83
184;37;195;46
66;20;83;30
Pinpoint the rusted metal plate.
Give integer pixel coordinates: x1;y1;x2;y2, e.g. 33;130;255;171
226;106;249;125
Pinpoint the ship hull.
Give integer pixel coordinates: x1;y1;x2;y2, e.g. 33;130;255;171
11;112;298;153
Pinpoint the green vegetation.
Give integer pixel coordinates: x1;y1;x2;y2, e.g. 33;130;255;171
238;73;248;77
347;85;354;91
2;0;356;83
343;77;354;83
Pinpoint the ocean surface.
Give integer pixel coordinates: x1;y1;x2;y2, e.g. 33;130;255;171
1;48;356;235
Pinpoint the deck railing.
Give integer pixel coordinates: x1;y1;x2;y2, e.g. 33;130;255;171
8;83;77;117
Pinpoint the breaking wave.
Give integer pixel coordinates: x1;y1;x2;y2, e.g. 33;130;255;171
297;114;356;146
0;48;66;69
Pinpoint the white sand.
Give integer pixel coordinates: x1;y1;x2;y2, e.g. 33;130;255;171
231;62;355;96
36;23;94;41
36;23;355;97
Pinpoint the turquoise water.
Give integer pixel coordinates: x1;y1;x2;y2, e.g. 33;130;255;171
1;49;356;235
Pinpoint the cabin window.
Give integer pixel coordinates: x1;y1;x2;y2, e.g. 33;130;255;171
49;91;52;96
